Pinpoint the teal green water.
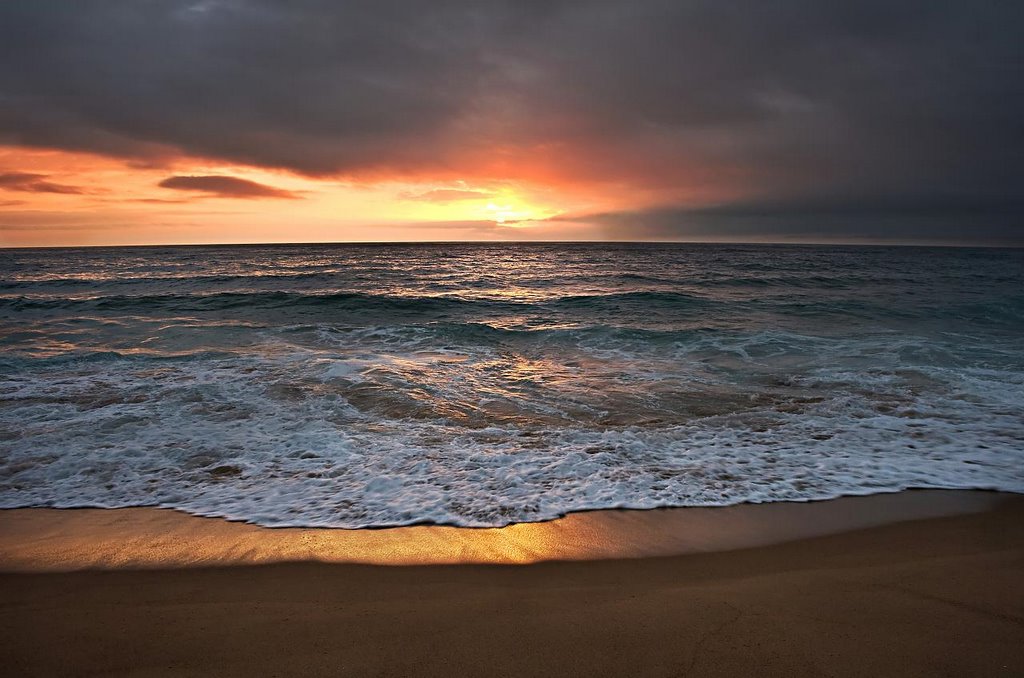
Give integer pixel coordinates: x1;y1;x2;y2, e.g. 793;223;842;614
1;243;1022;526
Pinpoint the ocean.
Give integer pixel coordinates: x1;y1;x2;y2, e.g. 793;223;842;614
1;243;1022;527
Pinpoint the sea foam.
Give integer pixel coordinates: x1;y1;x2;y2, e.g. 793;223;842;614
1;243;1022;527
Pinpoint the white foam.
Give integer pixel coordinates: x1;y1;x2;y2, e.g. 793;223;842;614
1;332;1022;528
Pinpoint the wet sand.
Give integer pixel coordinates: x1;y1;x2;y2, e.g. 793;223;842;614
1;491;1022;676
0;489;1005;570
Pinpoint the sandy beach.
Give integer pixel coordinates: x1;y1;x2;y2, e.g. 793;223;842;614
2;491;1022;677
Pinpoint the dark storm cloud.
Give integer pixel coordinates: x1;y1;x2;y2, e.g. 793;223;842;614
0;1;1021;239
570;195;1024;245
158;175;299;199
0;172;87;194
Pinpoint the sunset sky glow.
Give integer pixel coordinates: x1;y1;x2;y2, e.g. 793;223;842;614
1;1;1021;247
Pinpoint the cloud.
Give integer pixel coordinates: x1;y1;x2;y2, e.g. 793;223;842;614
128;197;193;204
0;172;87;194
401;189;493;203
562;195;1024;245
157;175;299;199
0;1;1021;240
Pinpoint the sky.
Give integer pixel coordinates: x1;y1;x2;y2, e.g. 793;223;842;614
1;0;1021;247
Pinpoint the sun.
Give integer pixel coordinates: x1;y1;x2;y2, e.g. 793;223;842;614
485;202;516;223
389;181;562;227
481;196;556;225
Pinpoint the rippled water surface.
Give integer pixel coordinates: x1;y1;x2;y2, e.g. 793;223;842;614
2;243;1023;526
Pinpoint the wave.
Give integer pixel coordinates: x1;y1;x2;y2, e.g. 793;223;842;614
0;269;396;291
3;244;1024;528
5;289;1024;330
0;289;717;315
0;290;496;314
0;270;935;293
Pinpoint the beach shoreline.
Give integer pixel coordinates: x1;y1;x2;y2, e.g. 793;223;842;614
1;490;1022;676
0;489;1009;571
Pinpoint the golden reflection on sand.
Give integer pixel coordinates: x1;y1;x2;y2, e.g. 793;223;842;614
0;491;1003;572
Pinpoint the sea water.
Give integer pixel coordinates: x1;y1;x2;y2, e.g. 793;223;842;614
1;243;1022;527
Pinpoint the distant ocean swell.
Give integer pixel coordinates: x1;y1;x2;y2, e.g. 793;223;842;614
5;289;1024;324
1;244;1022;527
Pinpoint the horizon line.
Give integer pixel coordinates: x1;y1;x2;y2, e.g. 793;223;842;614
3;239;1023;251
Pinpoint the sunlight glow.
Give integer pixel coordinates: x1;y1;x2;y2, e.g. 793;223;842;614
483;201;537;224
0;146;633;246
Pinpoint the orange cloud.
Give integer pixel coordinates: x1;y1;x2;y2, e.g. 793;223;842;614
158;175;301;199
0;146;624;246
401;188;494;203
0;172;89;195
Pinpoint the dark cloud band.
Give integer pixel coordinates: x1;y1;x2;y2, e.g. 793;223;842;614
1;1;1021;240
158;175;299;199
0;172;87;194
